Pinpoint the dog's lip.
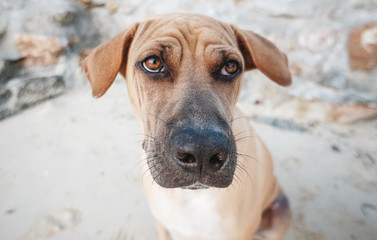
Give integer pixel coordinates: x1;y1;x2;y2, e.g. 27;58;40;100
181;182;210;190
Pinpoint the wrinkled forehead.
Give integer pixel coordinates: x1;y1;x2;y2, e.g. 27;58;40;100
130;14;239;58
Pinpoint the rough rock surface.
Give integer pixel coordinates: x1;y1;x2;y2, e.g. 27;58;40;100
14;34;65;66
0;0;97;119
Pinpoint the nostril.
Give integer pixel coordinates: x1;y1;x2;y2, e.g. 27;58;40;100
216;151;228;162
176;151;197;168
209;151;228;171
170;128;231;173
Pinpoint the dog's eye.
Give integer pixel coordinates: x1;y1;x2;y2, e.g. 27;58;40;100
142;56;164;73
220;60;239;76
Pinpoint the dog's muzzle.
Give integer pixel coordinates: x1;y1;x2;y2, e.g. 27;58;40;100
144;123;237;189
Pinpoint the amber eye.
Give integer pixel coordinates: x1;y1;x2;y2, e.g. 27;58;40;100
142;56;164;73
220;60;239;76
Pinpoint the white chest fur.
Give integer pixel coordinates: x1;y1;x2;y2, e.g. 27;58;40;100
149;187;227;240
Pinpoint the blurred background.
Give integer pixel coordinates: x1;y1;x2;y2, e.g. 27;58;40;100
0;0;376;239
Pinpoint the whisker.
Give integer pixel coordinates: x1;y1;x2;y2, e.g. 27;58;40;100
228;115;248;124
150;113;168;124
237;152;261;166
236;162;255;187
131;152;148;170
144;162;158;182
136;139;156;144
131;132;154;139
233;129;249;138
235;135;259;142
133;154;156;169
232;170;242;188
151;167;164;187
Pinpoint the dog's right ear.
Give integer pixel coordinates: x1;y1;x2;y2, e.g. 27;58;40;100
231;25;292;87
82;23;139;98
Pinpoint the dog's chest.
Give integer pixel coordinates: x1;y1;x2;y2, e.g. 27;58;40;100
150;188;227;240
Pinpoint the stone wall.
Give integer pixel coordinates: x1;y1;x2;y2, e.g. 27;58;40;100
0;0;98;119
0;0;376;121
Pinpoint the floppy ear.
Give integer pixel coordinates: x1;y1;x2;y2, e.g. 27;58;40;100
232;26;292;86
82;23;139;98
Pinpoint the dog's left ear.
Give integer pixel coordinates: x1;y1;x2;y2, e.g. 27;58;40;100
82;23;139;98
232;26;292;86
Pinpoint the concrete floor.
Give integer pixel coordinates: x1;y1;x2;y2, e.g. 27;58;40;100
0;80;376;240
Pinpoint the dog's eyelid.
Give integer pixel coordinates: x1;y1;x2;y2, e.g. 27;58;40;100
212;47;242;62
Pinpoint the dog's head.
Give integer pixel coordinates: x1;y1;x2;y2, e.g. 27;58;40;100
83;13;291;189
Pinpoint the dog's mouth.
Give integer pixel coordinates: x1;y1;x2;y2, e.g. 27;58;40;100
182;182;210;190
143;123;237;189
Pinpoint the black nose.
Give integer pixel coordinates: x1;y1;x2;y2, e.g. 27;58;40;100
170;129;230;173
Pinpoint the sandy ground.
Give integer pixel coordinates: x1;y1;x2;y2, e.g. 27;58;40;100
0;79;376;240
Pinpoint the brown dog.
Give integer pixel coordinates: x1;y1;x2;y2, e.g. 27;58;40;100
83;13;292;240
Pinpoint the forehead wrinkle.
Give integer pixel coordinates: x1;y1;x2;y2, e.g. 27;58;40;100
136;38;180;54
133;14;237;60
194;27;238;60
206;45;242;58
133;37;183;64
135;16;193;46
